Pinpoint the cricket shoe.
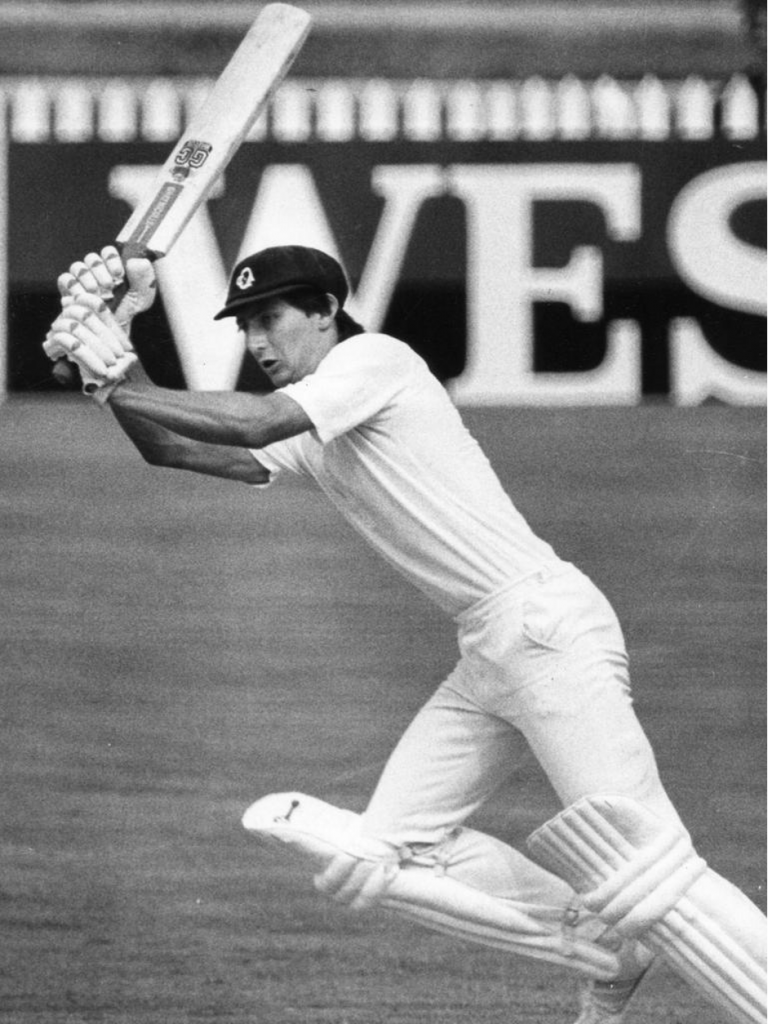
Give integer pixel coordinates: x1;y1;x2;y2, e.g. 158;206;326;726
572;964;652;1023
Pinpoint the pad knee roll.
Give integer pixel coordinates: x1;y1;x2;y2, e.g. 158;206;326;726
527;793;708;935
527;794;767;1024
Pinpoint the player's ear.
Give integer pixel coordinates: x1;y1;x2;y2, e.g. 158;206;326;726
317;293;339;331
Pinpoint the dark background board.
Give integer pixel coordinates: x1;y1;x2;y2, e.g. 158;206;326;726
2;0;765;400
7;137;766;395
0;398;764;1023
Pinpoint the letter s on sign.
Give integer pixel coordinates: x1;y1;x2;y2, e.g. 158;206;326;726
667;162;766;317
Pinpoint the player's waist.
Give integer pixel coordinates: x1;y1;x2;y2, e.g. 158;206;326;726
454;561;577;628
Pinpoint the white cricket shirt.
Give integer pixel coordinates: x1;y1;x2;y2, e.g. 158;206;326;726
251;333;563;617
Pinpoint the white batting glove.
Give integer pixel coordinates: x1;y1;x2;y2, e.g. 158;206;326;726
57;245;156;328
45;293;138;403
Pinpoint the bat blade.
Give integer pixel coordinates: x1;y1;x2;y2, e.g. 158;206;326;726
117;3;311;259
51;2;310;386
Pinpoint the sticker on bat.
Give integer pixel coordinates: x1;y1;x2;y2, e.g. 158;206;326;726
175;140;213;170
125;181;185;252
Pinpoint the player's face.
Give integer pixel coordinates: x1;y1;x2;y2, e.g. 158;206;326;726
238;297;335;387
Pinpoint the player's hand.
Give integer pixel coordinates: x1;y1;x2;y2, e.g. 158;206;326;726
57;246;157;327
313;846;400;912
44;292;138;402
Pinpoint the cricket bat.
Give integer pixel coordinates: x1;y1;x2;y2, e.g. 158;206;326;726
52;2;311;384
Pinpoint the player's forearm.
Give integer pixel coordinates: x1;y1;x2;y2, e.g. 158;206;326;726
108;378;300;448
109;398;187;463
109;400;269;482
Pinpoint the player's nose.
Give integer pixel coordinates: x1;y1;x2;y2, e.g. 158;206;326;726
244;327;267;355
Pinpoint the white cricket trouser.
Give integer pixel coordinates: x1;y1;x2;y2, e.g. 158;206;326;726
352;564;765;1016
362;563;682;847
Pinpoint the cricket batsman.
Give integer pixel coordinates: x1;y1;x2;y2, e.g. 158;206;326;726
45;244;766;1023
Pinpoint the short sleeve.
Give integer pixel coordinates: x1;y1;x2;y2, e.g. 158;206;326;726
279;333;414;443
246;446;281;486
248;436;304;479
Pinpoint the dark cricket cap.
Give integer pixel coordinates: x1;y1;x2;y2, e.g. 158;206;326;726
213;245;349;320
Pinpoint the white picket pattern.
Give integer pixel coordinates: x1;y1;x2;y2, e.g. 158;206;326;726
1;75;762;143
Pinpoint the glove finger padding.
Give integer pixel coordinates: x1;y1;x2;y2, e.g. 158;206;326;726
55;247;156;341
100;245;126;284
52;295;134;359
313;848;400;911
42;330;69;362
48;314;117;368
48;297;135;379
77;246;157;319
80;293;135;354
46;322;137;395
58;261;98;300
84;249;124;299
46;324;114;378
58;247;125;301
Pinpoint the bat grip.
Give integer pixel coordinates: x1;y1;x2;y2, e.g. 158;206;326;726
51;242;158;386
117;240;158;262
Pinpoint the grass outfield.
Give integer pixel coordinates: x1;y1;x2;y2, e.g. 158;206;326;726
0;398;765;1024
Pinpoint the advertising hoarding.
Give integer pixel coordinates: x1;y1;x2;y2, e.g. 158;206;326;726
2;74;765;403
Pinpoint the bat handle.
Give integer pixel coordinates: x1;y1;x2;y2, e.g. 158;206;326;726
50;241;158;387
117;240;158;262
51;357;79;387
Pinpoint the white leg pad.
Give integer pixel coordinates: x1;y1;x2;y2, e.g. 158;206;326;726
242;792;626;980
527;794;767;1024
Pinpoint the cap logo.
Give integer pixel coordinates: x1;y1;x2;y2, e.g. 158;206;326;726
236;267;256;290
